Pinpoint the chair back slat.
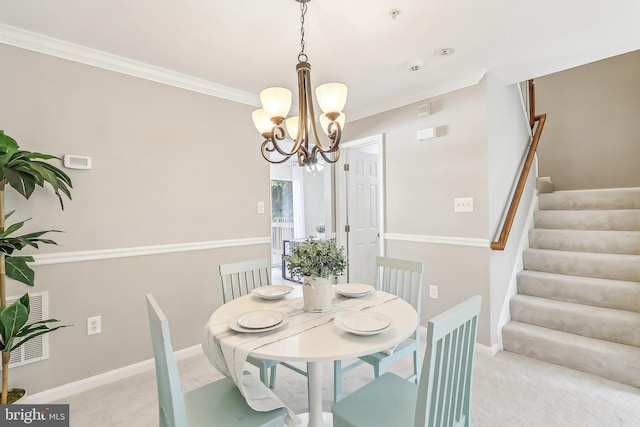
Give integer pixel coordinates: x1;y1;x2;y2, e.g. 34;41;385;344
219;258;272;303
146;294;188;427
416;295;481;427
375;256;423;326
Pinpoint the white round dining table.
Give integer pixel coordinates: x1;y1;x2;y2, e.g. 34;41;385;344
207;286;418;427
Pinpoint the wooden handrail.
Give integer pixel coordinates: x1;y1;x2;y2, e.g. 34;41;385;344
529;79;536;128
491;113;546;250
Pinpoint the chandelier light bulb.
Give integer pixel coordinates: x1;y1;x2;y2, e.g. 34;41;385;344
260;87;292;121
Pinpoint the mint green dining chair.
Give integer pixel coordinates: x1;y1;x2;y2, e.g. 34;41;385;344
220;258;273;303
219;258;307;388
331;295;482;427
145;294;286;427
334;256;424;402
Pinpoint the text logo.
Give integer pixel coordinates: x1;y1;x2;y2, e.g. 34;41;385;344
0;405;69;426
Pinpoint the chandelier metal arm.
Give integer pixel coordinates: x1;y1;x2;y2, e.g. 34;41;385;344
261;139;294;164
300;63;341;163
318;147;340;163
260;126;298;163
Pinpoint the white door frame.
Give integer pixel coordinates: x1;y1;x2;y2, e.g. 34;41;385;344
335;133;385;280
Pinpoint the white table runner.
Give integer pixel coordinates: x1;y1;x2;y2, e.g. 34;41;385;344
202;291;398;426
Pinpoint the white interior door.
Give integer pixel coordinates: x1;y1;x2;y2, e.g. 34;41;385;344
336;134;384;284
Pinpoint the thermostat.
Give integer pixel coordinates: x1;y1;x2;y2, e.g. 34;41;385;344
63;154;92;170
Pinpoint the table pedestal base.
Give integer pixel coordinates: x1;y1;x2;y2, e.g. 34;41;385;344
305;362;332;427
296;412;333;427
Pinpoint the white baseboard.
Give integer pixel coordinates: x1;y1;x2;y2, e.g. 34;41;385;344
21;345;202;404
476;342;501;356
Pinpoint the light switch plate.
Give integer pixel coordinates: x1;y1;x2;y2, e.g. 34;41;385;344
454;197;473;212
257;201;265;214
429;285;439;299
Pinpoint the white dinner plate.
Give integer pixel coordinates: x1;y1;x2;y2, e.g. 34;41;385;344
228;312;289;333
334;283;375;298
334;312;392;336
237;310;285;329
252;285;294;300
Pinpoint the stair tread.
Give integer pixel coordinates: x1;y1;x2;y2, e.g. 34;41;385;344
538;188;640;210
529;229;640;255
512;294;640;318
523;248;640;282
504;320;640;351
517;270;640;312
518;269;640;287
534;209;640;231
510;294;640;346
502;321;640;388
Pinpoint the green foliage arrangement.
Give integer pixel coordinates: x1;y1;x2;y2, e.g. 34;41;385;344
0;130;73;404
285;238;346;279
0;293;68;358
314;223;325;233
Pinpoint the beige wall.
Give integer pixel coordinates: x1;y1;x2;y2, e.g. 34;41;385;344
342;82;494;345
0;44;271;393
536;50;640;190
0;41;542;392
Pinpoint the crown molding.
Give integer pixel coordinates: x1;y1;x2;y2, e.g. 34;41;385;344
348;69;487;122
0;23;260;107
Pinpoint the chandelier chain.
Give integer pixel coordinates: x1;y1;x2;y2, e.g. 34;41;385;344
298;0;308;62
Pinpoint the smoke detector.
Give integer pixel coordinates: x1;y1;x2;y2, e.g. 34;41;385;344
407;59;424;72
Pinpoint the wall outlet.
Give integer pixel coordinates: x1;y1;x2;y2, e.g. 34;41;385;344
87;316;101;335
454;197;473;212
429;285;439;299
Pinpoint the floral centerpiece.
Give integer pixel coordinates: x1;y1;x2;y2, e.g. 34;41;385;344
284;238;346;312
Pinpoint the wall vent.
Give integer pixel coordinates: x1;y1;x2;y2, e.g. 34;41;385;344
3;292;49;369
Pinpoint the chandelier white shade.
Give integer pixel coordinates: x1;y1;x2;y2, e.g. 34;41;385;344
316;83;348;114
253;0;348;167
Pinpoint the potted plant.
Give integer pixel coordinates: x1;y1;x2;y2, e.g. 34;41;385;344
284;238;346;312
314;223;325;239
0;130;73;404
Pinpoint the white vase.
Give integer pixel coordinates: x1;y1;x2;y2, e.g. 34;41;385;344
302;276;333;312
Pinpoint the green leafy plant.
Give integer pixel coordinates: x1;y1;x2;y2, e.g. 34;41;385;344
284;238;346;279
314;223;325;233
0;293;68;358
0;130;72;404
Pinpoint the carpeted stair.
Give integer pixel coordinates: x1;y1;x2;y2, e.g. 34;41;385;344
502;187;640;388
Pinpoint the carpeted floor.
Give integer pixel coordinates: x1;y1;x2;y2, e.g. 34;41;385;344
56;344;640;426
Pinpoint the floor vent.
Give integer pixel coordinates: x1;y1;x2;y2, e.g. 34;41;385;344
5;292;49;368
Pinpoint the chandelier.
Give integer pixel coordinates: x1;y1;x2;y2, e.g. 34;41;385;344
252;0;347;167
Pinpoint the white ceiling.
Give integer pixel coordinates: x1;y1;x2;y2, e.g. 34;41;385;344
1;0;639;121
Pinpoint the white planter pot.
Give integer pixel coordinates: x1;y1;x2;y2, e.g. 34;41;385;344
302;276;333;313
